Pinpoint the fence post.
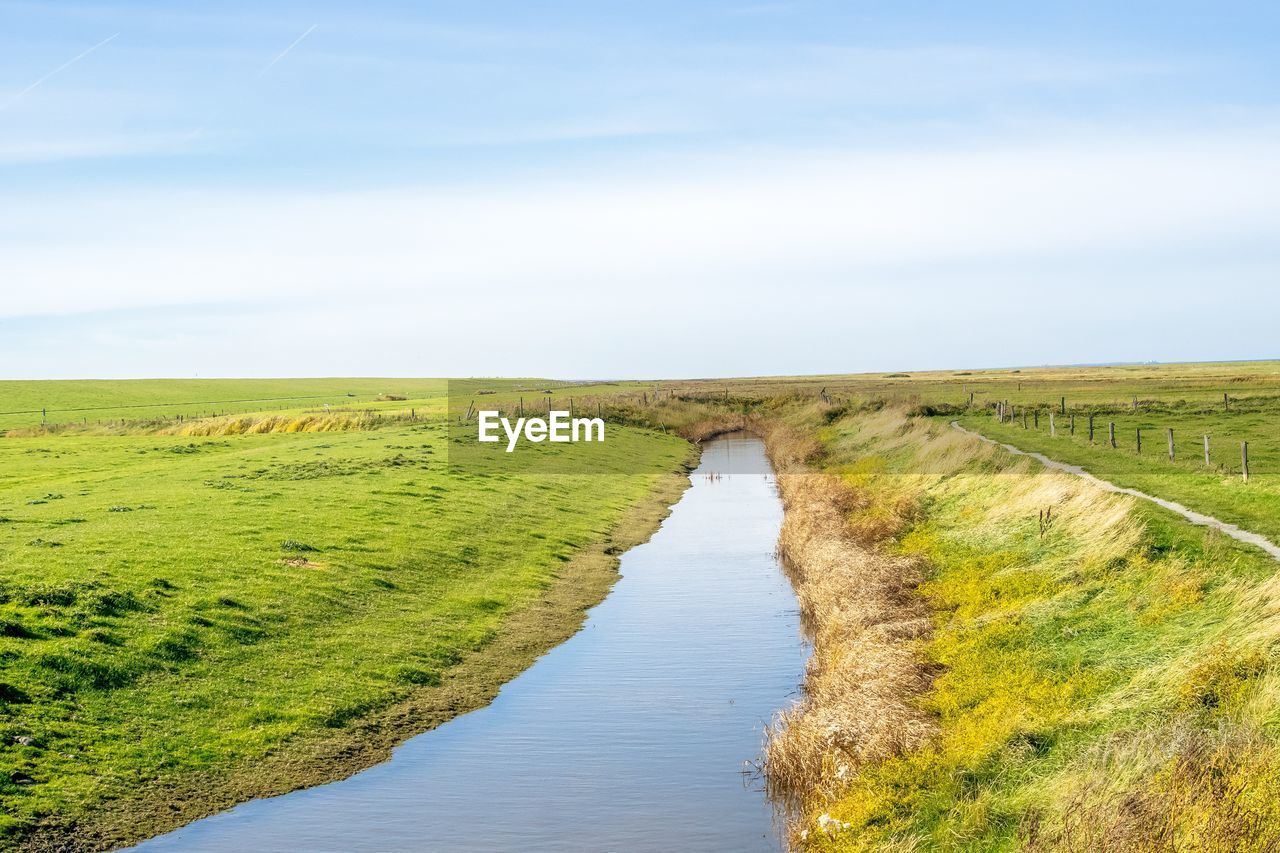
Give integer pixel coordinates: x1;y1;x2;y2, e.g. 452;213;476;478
1203;434;1211;466
1167;428;1174;461
1050;412;1056;437
1034;409;1039;429
1070;413;1076;436
1136;427;1142;454
1022;408;1028;429
1089;414;1095;443
1242;441;1250;483
1224;392;1230;413
1132;395;1138;411
1109;422;1117;448
1060;396;1066;414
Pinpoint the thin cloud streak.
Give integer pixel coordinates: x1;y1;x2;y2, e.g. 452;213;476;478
1;32;119;110
260;24;317;75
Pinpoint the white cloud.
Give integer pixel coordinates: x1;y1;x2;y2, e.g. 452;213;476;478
3;124;1280;377
4;125;1279;310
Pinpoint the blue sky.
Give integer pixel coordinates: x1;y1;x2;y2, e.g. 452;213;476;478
3;1;1279;378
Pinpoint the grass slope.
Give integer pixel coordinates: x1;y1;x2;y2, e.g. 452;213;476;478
779;407;1280;850
0;384;693;847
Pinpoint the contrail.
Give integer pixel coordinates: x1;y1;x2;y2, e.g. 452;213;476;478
2;32;120;110
260;24;317;75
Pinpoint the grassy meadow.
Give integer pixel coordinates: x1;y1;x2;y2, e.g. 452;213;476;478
0;380;693;847
955;404;1280;542
7;363;1280;851
0;379;448;433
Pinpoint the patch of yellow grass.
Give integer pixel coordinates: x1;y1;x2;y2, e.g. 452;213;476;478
163;412;385;436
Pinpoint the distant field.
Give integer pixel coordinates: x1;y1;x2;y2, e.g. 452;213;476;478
678;361;1280;547
0;379;693;845
678;359;1280;409
0;378;448;432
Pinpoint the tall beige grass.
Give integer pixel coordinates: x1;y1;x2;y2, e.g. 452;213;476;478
4;410;392;438
760;413;936;824
162;411;384;436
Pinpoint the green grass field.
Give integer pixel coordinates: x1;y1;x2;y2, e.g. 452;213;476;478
0;379;449;432
9;365;1280;851
0;380;693;845
956;406;1280;541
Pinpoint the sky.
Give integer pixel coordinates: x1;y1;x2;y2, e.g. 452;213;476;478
2;1;1279;379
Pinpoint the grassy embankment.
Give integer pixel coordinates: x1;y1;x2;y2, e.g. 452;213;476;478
954;403;1280;544
0;380;695;849
760;401;1280;850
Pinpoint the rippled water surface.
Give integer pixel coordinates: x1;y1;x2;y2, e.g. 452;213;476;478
132;435;806;852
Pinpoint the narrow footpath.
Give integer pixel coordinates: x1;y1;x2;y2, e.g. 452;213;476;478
951;421;1280;562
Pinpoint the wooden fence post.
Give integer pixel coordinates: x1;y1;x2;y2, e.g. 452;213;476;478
1136;427;1142;454
1224;392;1230;413
1034;409;1039;429
1088;414;1095;443
1050;412;1056;437
1109;422;1116;448
1070;413;1076;436
1060;396;1066;414
1167;428;1174;461
1022;409;1028;429
1204;434;1211;466
1242;441;1250;483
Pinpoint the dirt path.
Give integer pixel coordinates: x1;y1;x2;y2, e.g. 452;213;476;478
951;420;1280;562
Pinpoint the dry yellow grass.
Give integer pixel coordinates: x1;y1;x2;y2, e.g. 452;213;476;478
759;413;936;839
3;410;395;438
163;411;386;436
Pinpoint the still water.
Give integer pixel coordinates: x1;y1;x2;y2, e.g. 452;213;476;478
131;435;806;852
